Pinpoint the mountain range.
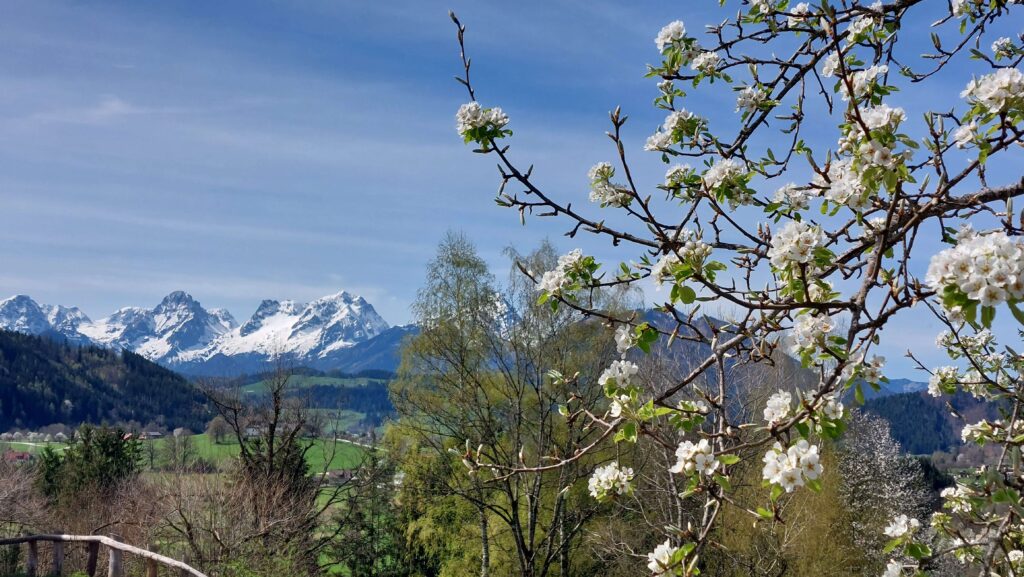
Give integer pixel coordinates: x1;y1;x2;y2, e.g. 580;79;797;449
0;291;414;375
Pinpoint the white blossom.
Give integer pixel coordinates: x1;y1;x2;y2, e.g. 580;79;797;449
790;313;834;354
702;158;745;192
953;120;978;148
651;253;681;286
690;51;720;74
614;324;636;356
960;68;1024;113
841;65;889;101
816;158;870;210
951;0;971;16
670;438;719;476
647;539;680;576
787;2;811;27
537;249;585;296
773;183;816;210
768;220;825;270
884;514;921;538
588;462;634;499
455;102;509;136
992;37;1014;59
925;229;1024;308
762;440;822;492
655;21;686;53
588;162;631;207
763;390;792;424
598;360;640;388
736;86;768;113
664;164;693;188
928;366;959;397
821;52;841;78
882;560;902;577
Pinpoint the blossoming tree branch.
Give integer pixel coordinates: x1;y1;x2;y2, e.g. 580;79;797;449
451;1;1024;575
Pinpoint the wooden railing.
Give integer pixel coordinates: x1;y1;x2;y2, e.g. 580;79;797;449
0;534;207;577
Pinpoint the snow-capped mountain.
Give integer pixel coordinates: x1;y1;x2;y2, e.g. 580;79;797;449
0;291;397;374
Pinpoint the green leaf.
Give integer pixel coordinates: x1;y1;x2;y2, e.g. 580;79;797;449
1008;301;1024;325
678;285;697;304
714;474;733;492
756;507;774;519
981;305;995;328
854;383;865;405
719;454;741;465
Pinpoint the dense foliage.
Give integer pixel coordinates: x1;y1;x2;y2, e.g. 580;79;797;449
0;330;207;431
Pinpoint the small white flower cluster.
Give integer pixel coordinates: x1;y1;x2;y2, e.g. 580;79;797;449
884;514;921;539
679;398;710;415
940;484;973;514
655;21;686;53
928;366;960;397
609;394;631;418
773;183;817;210
702;158;751;207
846;14;875;40
763;389;792;424
768;220;825;271
761;439;822;492
691;51;720;74
992;37;1014;59
750;0;773;15
645;109;702;152
925;229;1024;307
588;162;632;208
820;392;845;420
736;86;769;113
787;2;811;27
588;462;634;500
455;102;509;136
702;158;744;190
882;560;902;577
961;420;989;443
841;353;886;384
841;65;889;102
669;438;719;476
951;0;971;16
677;228;712;262
599;359;640;388
821;52;842;78
651;253;681;287
537;249;585;296
961;67;1024;113
664;164;694;189
953;120;978;148
815;158;870;210
647;540;681;576
614;324;636;356
790;313;834;355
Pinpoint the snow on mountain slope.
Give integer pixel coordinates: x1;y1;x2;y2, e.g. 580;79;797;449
0;290;391;374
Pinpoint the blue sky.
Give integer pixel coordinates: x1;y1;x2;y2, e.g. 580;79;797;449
0;1;1020;378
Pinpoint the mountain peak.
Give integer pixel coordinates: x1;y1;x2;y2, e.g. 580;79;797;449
0;289;396;375
157;290;198;310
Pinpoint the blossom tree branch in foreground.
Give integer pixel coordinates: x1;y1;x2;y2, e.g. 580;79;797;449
450;2;1024;576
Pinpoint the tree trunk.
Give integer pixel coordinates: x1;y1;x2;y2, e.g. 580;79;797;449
479;506;490;577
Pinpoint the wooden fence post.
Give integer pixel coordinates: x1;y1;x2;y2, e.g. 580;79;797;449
107;535;123;577
146;542;159;577
26;539;38;577
51;541;64;576
86;541;100;576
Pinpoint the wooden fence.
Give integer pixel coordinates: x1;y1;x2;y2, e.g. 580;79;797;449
0;534;207;577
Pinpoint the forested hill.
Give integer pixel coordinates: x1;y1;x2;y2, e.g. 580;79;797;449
864;389;998;455
0;329;207;431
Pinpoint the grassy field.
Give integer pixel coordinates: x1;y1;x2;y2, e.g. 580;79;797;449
151;433;365;471
3;433;365;471
240;375;386;394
